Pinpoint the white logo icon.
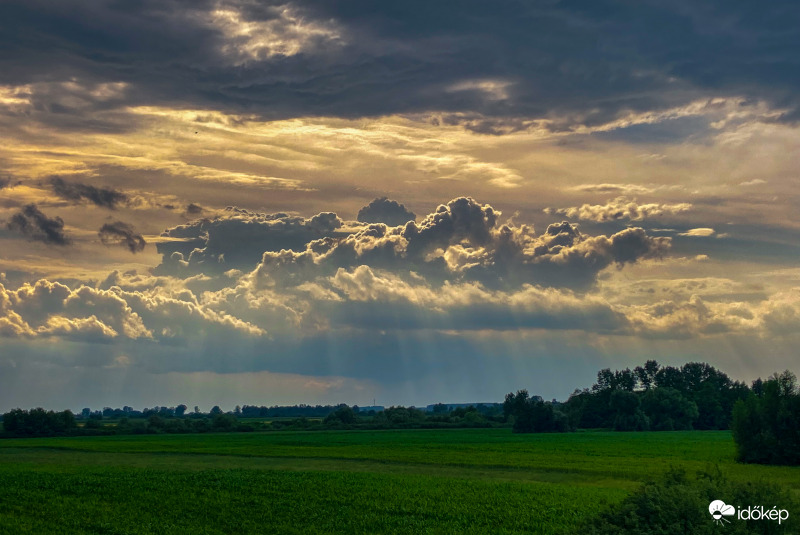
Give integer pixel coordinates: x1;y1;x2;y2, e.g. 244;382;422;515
709;500;736;525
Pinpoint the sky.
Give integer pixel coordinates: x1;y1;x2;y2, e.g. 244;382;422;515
1;0;799;412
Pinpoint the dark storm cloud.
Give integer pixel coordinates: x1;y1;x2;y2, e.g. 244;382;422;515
49;177;128;209
6;204;70;245
98;221;146;253
357;197;416;226
0;0;798;131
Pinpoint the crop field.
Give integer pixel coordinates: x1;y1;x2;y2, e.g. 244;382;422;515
1;429;798;534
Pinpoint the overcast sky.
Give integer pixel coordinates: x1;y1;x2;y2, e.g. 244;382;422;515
1;0;799;411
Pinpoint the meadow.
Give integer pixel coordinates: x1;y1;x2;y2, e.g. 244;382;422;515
1;429;797;534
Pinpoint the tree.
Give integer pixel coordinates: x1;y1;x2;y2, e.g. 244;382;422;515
732;370;800;465
1;408;77;437
634;360;659;390
324;405;356;425
504;390;570;433
175;404;187;417
641;387;698;431
610;390;649;431
654;365;684;391
431;403;449;414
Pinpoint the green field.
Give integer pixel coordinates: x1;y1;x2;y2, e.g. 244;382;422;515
0;429;797;534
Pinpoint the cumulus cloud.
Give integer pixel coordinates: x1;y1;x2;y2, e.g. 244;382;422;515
615;288;800;340
0;196;678;356
622;295;759;339
357;197;416;226
549;197;692;222
49;176;128;209
249;197;670;291
99;221;146;253
155;207;348;275
0;277;263;345
3;216;800;383
761;289;800;335
6;204;70;245
0;280;148;341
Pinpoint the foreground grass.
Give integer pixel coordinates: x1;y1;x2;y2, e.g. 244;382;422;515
0;429;797;534
0;467;624;534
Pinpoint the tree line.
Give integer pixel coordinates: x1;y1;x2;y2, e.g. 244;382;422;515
2;360;797;465
502;360;799;466
503;361;751;433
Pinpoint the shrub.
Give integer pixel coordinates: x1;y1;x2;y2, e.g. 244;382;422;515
584;468;798;534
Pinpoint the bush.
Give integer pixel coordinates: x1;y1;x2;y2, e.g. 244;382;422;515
584;468;798;534
212;413;237;430
324;405;356;426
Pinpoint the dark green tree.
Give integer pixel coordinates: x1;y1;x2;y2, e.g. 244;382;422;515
732;370;800;465
641;387;699;431
504;390;570;433
610;390;649;431
634;360;660;390
324;405;356;425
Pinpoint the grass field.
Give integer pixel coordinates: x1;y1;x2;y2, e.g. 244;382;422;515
1;429;797;534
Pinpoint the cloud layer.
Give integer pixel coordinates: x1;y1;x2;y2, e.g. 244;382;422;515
1;0;798;132
0;198;685;352
1;1;799;409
